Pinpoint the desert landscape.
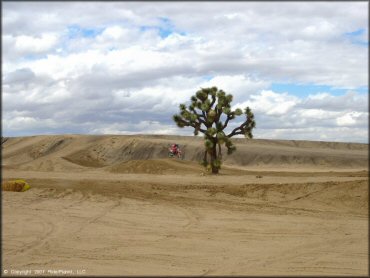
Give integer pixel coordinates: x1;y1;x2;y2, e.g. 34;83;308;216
2;134;369;276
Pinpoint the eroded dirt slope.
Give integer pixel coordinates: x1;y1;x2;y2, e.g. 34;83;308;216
2;134;368;172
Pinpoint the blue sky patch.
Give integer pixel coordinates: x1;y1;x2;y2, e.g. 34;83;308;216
202;75;214;81
140;17;186;38
159;28;173;38
140;25;173;38
67;25;103;39
354;86;369;94
158;17;175;38
24;54;48;61
346;29;365;37
139;26;152;32
344;28;368;46
271;83;368;97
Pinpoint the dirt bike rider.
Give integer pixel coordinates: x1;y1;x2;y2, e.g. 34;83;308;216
169;143;180;155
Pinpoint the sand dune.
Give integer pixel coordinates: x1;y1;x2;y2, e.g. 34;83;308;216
2;135;368;276
2;134;368;172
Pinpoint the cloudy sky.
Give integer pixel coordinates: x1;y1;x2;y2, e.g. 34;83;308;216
2;2;368;143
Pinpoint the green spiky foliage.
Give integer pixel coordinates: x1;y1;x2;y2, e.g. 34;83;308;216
173;87;256;174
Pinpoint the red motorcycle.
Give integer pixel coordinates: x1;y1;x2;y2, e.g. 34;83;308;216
168;144;183;159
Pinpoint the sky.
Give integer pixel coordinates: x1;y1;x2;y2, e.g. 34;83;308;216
2;1;369;143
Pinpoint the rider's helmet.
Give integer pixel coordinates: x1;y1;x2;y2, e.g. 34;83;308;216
175;144;179;148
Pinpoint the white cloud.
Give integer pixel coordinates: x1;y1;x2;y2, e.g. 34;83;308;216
2;116;58;131
298;109;339;120
4;2;367;88
158;33;199;50
14;33;58;54
301;21;336;40
303;91;368;112
2;2;368;143
100;26;127;40
254;126;368;143
89;121;189;136
200;75;270;103
336;112;366;127
235;90;300;116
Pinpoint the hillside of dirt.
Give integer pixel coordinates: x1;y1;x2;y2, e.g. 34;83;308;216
2;134;368;276
2;134;368;172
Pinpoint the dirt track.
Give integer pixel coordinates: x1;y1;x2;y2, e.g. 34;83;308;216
2;135;369;276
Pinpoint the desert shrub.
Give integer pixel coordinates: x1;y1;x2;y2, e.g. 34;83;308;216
2;179;31;192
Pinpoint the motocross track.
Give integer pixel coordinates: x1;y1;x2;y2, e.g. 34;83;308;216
2;134;369;276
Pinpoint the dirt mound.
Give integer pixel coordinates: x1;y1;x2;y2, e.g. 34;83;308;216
108;159;203;174
2;136;73;166
2;135;368;171
224;148;368;169
206;180;368;214
62;137;171;168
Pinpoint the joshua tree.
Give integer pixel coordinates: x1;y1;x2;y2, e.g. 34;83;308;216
173;87;255;174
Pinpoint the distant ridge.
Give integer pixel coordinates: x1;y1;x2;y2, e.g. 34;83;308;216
2;134;368;172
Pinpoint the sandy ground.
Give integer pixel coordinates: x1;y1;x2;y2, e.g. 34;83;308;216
1;135;369;276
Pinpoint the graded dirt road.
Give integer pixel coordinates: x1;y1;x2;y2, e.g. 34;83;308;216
2;135;368;276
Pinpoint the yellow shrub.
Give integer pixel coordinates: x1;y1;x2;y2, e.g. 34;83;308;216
2;179;31;192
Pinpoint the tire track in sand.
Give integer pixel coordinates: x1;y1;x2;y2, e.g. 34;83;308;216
7;215;56;257
73;197;122;234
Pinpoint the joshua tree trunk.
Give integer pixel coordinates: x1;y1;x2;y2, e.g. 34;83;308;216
210;144;219;174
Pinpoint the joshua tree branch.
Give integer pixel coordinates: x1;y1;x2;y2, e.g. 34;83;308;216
227;122;248;138
222;114;231;130
210;94;216;107
195;113;207;126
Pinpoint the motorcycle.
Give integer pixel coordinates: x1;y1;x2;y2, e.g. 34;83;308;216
168;146;183;159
